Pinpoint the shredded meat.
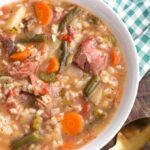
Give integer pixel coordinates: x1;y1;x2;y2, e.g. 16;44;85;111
29;73;49;96
35;99;50;120
53;9;63;23
0;34;16;54
35;98;47;110
74;38;108;75
29;73;61;97
8;59;39;78
6;95;18;108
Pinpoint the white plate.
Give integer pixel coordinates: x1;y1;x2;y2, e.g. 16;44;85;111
0;0;139;149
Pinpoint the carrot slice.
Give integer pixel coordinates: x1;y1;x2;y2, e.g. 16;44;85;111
62;112;84;135
10;45;33;61
47;57;60;73
34;2;53;25
111;50;120;66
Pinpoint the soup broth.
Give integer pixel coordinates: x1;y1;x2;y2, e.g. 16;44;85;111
0;0;126;149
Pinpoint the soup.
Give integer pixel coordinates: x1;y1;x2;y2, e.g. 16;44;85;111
0;0;126;149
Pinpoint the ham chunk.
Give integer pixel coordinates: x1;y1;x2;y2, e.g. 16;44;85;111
74;38;108;75
8;59;39;78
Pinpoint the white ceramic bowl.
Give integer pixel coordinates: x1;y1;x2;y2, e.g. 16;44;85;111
0;0;139;149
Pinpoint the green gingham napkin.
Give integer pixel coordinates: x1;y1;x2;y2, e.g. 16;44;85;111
103;0;150;80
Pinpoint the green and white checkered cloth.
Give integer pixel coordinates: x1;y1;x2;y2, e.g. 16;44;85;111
103;0;150;80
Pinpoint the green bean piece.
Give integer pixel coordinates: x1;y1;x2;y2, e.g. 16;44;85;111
39;72;56;83
18;34;47;43
83;75;100;97
59;7;82;32
103;35;117;45
59;41;69;72
110;35;117;45
62;99;72;107
93;107;105;120
88;15;99;24
60;88;66;98
11;132;40;150
66;53;74;65
103;36;110;43
32;114;43;130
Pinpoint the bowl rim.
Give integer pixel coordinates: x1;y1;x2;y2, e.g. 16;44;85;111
0;0;139;149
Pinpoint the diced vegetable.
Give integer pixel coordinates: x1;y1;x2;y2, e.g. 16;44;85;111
60;88;66;98
9;45;33;61
89;83;103;105
48;39;61;57
11;131;40;150
59;42;69;72
111;50;120;66
5;6;26;30
83;75;100;97
110;35;117;45
10;51;22;61
62;99;72;107
39;72;56;83
59;34;73;43
18;34;47;43
88;15;99;24
66;53;74;65
62;112;84;135
32;114;43;130
59;7;82;32
34;2;53;25
9;27;18;34
93;107;105;120
47;57;60;73
103;36;110;43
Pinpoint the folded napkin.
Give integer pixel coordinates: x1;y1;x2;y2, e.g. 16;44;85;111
103;0;150;80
